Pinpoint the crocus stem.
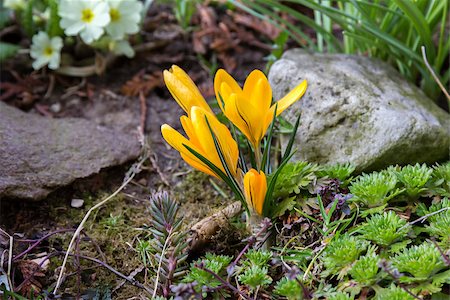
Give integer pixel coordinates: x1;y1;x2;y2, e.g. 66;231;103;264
246;212;272;251
247;213;262;233
254;142;262;170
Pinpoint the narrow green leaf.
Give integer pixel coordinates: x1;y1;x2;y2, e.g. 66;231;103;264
46;0;63;37
247;140;257;169
232;0;318;49
261;104;277;173
183;144;231;187
0;6;10;30
0;42;19;62
263;151;295;216
230;122;248;173
281;113;301;164
393;0;434;59
317;194;327;221
22;0;34;37
204;116;246;202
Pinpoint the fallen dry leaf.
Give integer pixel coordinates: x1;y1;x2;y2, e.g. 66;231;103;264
231;11;281;40
121;70;163;97
16;259;45;296
0;71;47;107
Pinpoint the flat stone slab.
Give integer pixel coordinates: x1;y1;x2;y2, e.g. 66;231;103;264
269;49;449;171
0;102;141;200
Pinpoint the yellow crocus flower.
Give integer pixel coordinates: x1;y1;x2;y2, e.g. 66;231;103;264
163;65;213;116
161;106;239;179
244;169;267;215
214;69;307;149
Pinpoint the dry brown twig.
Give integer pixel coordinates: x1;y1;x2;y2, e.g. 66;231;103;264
421;46;450;103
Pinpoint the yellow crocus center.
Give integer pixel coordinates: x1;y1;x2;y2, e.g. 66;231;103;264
109;8;120;22
43;46;53;56
81;8;94;23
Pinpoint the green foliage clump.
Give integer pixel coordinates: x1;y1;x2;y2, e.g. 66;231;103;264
183;253;232;291
349;171;400;207
349;251;380;285
395;163;432;197
317;163;355;183
236;250;274;293
272;161;320;198
361;211;409;246
431;162;450;197
237;265;272;290
242;249;272;267
273;277;303;300
321;234;369;278
328;292;355;300
417;198;450;245
164;162;450;299
373;285;415;300
392;242;445;280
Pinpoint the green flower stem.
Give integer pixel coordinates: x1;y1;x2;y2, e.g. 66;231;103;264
247;212;271;250
254;143;262;171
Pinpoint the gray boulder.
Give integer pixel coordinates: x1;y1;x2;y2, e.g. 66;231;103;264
0;102;141;200
269;49;449;171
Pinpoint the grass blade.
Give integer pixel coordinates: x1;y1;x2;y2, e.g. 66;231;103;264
261;104;277;173
281;113;301;164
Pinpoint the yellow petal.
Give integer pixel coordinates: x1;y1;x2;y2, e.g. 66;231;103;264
180;115;200;146
220;82;237;107
243;70;272;110
214;69;242;112
180;152;218;178
161;124;215;176
224;93;254;145
163;66;212;116
161;124;197;158
190;106;238;176
252;170;267;215
207;112;239;176
234;92;264;146
244;169;267;215
190;107;222;167
272;80;308;116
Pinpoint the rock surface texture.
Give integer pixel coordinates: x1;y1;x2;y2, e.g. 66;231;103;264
269;49;449;171
0;102;141;200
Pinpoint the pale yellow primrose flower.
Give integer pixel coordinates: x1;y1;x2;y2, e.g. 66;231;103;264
161;106;239;179
58;0;110;44
30;31;63;70
214;69;307;149
244;169;267;215
106;0;143;40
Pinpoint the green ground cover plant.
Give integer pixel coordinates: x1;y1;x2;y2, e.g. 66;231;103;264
143;161;450;299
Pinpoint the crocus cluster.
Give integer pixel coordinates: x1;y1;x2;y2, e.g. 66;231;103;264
161;66;307;218
7;0;143;70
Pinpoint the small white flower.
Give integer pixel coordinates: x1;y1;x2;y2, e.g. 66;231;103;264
4;0;25;10
105;0;143;40
109;39;135;58
30;32;63;70
58;0;110;44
